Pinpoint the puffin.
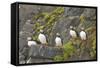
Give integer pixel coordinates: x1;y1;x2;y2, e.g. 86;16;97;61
79;27;87;40
38;30;48;45
27;37;37;47
69;26;78;38
55;33;63;47
38;30;48;56
26;37;38;63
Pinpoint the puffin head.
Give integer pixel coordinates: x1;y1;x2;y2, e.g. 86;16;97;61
56;33;60;37
81;27;85;31
70;26;74;30
27;37;32;41
40;30;44;34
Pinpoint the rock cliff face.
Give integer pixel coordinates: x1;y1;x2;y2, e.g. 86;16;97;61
19;4;96;64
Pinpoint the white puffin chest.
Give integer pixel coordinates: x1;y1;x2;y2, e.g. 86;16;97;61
70;30;77;38
55;37;62;46
28;41;37;47
38;33;47;44
80;31;86;40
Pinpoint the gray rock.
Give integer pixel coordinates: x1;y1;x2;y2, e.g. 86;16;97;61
28;45;63;59
18;5;96;63
82;8;96;19
19;38;27;51
64;7;84;16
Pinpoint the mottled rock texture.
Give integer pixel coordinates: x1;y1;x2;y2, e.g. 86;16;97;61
19;4;96;64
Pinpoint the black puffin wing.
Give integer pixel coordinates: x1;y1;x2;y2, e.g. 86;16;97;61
45;34;48;43
61;38;63;46
36;40;41;44
85;31;88;39
75;30;79;37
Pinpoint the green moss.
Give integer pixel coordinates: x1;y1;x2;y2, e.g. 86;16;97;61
90;38;96;58
32;7;64;41
63;41;76;57
80;15;85;23
32;35;38;41
85;26;96;58
92;39;96;50
52;7;64;15
53;41;76;61
53;55;64;61
63;53;69;60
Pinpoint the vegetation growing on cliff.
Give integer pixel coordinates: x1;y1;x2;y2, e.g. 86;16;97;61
19;5;97;63
54;41;76;61
31;7;96;61
32;7;64;41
